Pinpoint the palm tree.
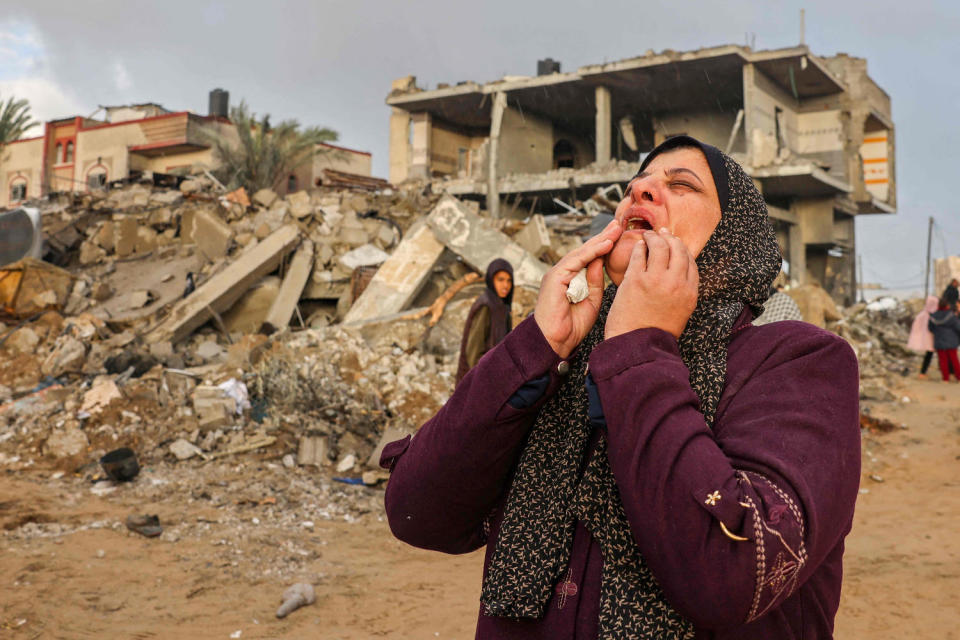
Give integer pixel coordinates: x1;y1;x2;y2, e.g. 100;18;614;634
207;101;339;193
0;94;37;144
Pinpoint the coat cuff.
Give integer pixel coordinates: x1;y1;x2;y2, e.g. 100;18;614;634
588;327;683;381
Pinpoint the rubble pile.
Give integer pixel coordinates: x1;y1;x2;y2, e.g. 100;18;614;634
832;297;916;401
1;172;565;522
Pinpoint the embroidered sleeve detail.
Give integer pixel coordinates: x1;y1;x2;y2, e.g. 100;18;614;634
737;470;807;624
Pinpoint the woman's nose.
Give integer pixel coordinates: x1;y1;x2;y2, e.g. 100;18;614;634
630;179;657;203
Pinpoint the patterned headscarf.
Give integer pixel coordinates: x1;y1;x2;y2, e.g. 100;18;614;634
480;137;782;638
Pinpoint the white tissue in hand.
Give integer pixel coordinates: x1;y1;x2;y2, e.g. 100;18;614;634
565;270;589;304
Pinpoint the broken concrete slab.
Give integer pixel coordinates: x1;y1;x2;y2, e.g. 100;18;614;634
426;194;549;289
342;221;445;324
3;327;39;354
193;209;234;261
222;276;281;334
148;225;300;344
261;240;314;335
514;213;552;260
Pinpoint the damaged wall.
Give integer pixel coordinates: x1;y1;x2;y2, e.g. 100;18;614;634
652;110;741;152
2;138;44;205
498;105;554;175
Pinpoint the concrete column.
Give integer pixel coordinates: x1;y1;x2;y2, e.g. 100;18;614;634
742;63;755;166
487;91;507;218
388;108;411;185
594;86;611;164
410;112;432;180
788;222;806;286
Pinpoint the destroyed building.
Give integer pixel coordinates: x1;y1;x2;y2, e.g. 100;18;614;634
386;44;896;304
1;89;374;209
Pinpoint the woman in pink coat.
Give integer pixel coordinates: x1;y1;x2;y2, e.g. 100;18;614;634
907;295;939;379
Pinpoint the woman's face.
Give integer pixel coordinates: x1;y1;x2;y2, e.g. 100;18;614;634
492;270;512;299
604;147;722;285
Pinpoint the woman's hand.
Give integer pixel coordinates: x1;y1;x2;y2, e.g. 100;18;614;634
605;228;699;341
534;219;621;358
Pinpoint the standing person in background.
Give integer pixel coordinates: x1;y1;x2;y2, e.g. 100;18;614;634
455;259;514;384
907;295;939;379
942;278;959;311
752;285;802;326
928;298;960;382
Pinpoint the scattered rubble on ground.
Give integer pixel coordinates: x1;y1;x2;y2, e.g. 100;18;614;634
0;171;922;576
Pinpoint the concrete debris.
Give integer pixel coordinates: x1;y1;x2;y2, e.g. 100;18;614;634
276;583;316;619
426;194;549;289
339;244;390;271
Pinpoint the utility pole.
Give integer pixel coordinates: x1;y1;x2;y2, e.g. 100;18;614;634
924;216;934;297
800;9;806;45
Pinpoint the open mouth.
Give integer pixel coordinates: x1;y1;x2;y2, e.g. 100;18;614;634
623;216;653;232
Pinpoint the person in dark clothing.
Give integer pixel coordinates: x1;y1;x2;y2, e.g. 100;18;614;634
942;278;959;311
455;259;514;384
383;136;859;639
927;298;960;381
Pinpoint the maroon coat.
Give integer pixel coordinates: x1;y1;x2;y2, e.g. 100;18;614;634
382;311;860;639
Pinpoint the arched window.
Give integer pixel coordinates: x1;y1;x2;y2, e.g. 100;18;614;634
55;143;63;163
65;141;74;163
10;178;27;202
87;165;108;191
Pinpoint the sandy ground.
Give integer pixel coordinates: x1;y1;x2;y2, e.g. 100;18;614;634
2;376;959;639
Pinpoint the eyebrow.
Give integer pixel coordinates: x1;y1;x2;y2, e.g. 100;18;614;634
633;167;705;187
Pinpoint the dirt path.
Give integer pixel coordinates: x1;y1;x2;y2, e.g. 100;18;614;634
2;377;958;639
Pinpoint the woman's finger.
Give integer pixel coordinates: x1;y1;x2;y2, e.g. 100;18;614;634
623;235;647;278
643;230;670;273
554;219;621;279
664;233;690;274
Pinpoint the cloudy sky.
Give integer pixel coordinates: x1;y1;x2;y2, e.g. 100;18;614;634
1;0;957;293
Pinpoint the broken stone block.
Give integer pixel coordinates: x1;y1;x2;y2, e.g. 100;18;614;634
147;207;174;227
193;210;234;261
179;208;196;243
297;434;328;466
41;335;87;377
135;226;159;254
81;379;123;415
336;453;357;473
79;240;107;266
339;244;389;271
286;190;313;219
192;385;236;430
115;217;139;257
44;428;89;458
195;340;226;362
94;221;115;252
123;290;153;310
91;281;113;301
4;327;39;354
148;341;174;361
253;188;279;208
180;179;202;194
169;438;203;460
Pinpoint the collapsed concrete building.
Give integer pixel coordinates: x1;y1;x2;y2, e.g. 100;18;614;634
386;45;895;304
